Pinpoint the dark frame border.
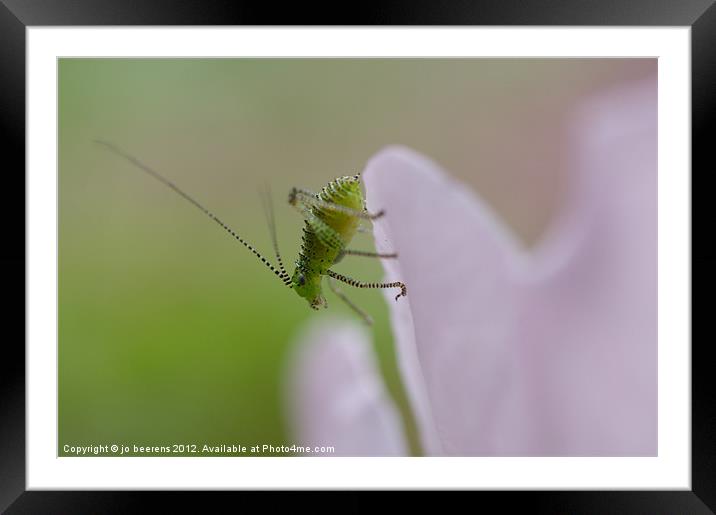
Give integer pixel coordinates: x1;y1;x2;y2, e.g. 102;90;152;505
3;1;712;512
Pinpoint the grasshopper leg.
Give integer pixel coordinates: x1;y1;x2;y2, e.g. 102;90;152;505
289;188;384;220
340;249;398;259
327;277;373;326
326;270;407;302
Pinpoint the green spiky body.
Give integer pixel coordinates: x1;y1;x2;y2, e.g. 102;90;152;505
291;175;363;308
96;140;406;323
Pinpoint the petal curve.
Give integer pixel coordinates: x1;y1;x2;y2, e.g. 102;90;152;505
285;319;408;456
363;75;657;456
364;147;527;455
519;76;658;455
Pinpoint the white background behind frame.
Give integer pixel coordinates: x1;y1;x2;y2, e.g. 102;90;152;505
27;27;690;489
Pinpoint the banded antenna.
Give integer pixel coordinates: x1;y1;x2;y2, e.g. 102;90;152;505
259;182;291;283
94;140;293;287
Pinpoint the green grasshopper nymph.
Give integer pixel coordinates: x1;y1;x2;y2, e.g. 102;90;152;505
95;141;407;325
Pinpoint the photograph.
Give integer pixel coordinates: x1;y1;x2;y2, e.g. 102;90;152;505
58;57;657;458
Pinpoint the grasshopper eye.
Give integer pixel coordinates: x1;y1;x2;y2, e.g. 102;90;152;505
298;274;306;286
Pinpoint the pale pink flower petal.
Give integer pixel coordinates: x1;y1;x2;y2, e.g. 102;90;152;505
286;319;408;456
365;147;528;455
522;77;657;455
364;76;657;455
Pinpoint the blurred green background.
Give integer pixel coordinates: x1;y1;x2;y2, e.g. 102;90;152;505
59;59;655;456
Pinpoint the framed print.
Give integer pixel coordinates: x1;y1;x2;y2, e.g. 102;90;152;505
4;0;711;512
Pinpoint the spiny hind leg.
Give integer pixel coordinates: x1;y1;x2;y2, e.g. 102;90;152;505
326;269;407;302
289;187;385;220
290;200;345;251
327;276;373;326
334;249;398;263
307;216;344;251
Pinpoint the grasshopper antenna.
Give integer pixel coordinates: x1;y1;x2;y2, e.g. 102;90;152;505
94;140;292;287
259;182;291;283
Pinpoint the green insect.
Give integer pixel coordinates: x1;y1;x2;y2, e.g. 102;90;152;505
95;141;407;325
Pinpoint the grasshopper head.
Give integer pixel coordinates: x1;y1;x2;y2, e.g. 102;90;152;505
292;269;326;310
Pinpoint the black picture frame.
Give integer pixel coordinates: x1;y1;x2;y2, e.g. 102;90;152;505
3;1;711;512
